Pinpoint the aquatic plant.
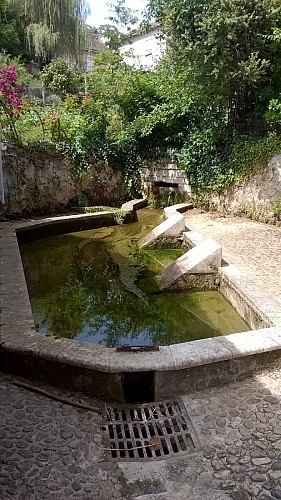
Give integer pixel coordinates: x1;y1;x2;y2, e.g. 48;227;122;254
108;247;148;306
83;206;127;225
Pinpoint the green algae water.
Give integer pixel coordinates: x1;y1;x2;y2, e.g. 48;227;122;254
20;208;249;347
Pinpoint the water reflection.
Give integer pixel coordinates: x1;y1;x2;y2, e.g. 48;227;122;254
20;211;249;346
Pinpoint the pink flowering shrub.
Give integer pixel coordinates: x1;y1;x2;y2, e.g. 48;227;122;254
0;65;26;139
0;65;24;113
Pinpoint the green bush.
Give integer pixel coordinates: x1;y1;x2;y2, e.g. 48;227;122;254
177;132;281;194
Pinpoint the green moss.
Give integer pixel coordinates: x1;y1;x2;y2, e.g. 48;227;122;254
83;206;127;225
146;237;184;250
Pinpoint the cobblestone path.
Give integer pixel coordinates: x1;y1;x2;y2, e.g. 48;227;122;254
184;210;281;303
1;369;281;499
183;368;281;500
0;375;125;500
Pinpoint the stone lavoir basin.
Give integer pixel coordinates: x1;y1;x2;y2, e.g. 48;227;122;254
1;202;281;403
19;209;249;347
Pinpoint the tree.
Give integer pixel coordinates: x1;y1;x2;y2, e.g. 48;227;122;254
10;0;91;63
147;0;281;133
0;0;27;58
99;0;139;51
40;59;82;97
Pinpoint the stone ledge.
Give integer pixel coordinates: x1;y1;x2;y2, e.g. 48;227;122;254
2;326;281;378
15;210;135;243
155;350;281;399
169;328;281;371
108;346;174;373
121;198;148;211
163;203;193;219
219;264;281;329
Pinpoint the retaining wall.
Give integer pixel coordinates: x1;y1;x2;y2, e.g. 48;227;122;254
0;145;125;216
207;155;281;218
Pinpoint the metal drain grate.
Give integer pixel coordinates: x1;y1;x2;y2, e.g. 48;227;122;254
101;400;200;461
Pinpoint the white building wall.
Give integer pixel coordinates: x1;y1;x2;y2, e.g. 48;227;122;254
119;28;166;69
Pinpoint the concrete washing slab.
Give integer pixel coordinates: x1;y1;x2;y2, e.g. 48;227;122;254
163;202;193;219
121;198;148;211
1;203;281;402
138;212;185;249
155;237;222;290
182;230;206;247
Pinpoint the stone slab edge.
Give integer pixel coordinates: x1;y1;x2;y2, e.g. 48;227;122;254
1;215;281;379
15;210;133;232
163;202;193;219
219;264;281;328
182;230;206;248
121;198;148;211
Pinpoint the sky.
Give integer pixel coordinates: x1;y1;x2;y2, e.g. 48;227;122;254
86;0;148;28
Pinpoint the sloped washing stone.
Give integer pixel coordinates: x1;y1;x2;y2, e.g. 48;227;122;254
138;212;185;249
121;198;148;211
155;237;222;290
163;202;193;219
183;230;206;248
266;328;281;343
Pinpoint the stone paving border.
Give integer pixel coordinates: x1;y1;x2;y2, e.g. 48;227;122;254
1;207;281;402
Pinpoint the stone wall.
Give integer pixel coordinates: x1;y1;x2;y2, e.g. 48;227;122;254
0;145;125;216
141;159;191;202
2;145;281;218
141;156;281;219
207;155;281;219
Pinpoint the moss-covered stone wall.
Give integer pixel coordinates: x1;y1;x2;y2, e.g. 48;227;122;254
1;145;125;216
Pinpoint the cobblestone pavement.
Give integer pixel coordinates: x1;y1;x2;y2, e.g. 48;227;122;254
0;374;125;500
184;210;281;303
183;368;281;500
1;369;281;499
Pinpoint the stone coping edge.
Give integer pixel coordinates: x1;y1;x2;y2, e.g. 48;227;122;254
1;210;281;376
163;202;193;219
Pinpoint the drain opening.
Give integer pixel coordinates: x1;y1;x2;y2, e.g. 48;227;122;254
153;181;179;188
123;371;154;403
102;399;200;461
